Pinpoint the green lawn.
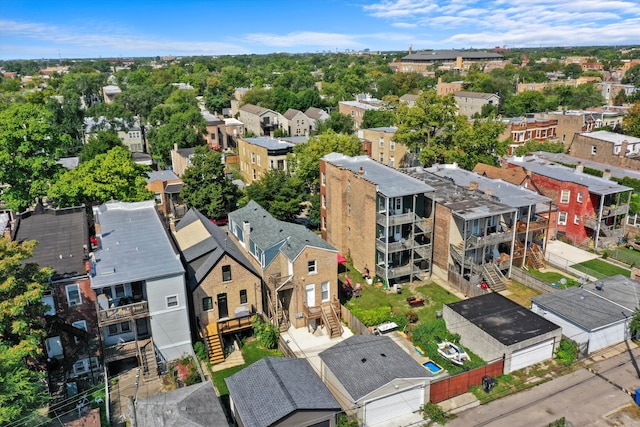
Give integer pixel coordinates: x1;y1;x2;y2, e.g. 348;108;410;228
504;281;542;307
571;259;631;279
611;246;640;267
210;338;282;397
526;269;580;288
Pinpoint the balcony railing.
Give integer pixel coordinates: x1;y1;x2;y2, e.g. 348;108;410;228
376;211;420;227
376;237;411;253
466;230;512;248
104;337;151;363
98;301;149;326
517;217;549;233
219;315;254;334
601;204;629;217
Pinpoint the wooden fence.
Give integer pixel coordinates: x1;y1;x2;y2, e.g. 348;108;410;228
447;268;488;298
340;305;372;336
510;267;556;294
430;358;504;403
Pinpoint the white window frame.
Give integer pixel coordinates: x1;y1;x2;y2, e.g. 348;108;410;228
591;145;597;155
72;357;100;376
321;281;330;302
321;172;326;186
379;136;385;148
72;320;88;344
574;214;580;225
166;294;179;308
308;260;317;274
577;192;583;203
66;284;82;307
558;212;567;225
390;139;395;150
560;190;570;204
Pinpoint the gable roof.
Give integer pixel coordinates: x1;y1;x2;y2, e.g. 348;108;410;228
399;94;419;102
304;107;329;121
283;108;303;120
532;275;638;331
318;335;429;401
135;381;227;427
240;103;274;116
228;200;336;267
225;357;340;427
447;293;560;346
174;208;259;290
90;201;184;288
146;170;180;183
13;206;88;282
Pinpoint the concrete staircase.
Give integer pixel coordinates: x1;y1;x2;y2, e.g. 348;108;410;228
321;304;342;339
140;339;158;380
205;323;225;365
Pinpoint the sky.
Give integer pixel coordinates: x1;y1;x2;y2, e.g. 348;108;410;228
1;0;639;60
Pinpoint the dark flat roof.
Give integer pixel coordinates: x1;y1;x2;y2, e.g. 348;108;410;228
447;293;560;346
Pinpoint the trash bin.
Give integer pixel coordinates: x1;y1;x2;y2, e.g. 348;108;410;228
482;376;496;393
635;388;640;406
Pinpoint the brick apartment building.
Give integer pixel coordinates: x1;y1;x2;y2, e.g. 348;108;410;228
236;136;294;184
361;126;412;168
501;116;558;154
568;130;640;170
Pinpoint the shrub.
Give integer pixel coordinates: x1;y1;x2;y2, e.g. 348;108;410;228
422;402;448;425
555;338;578;366
602;250;611;259
405;310;419;323
349;305;393;326
194;341;207;361
337;414;359;427
252;315;279;349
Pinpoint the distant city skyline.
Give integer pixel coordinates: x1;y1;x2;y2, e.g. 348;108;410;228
1;0;639;60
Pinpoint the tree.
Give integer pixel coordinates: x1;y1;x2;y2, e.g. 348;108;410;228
502;90;555;117
0;103;64;211
449;117;508;169
0;238;51;426
242;169;306;221
317;111;355;134
629;309;640;340
148;109;206;167
48;146;153;208
393;90;458;167
564;63;583;79
289;131;363;192
622;64;640;87
623;101;640;138
361;110;395;129
514;140;566;156
179;146;240;219
80;130;125;162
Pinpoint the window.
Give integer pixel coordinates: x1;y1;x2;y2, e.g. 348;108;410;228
591;145;597;155
347;180;350;192
66;284;82;306
73;357;99;376
558;212;567;225
321;172;326;186
390;139;395;150
240;289;247;304
347;203;351;216
560;190;570;204
308;260;317;274
222;265;232;282
322;195;326;208
107;321;131;336
389;156;395;167
155;193;163;204
322;217;326;230
574;214;580;225
577;192;583;203
115;284;125;298
72;320;87;344
166;295;179;308
42;294;56;315
203;297;213;311
379;153;384;162
251;153;255;164
257;154;261;166
321;281;330;302
379;136;385;148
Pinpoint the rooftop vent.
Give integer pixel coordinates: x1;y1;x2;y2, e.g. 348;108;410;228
361;358;367;363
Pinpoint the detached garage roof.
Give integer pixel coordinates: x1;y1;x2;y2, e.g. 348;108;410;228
447;293;560;346
319;335;429;401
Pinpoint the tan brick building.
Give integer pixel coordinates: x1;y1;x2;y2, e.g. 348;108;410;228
361;126;411;168
453;91;500;117
201;111;228;150
320;154;435;285
236;136;294;184
568;130;640;169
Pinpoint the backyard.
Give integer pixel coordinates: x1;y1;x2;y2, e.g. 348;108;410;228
571;258;631;279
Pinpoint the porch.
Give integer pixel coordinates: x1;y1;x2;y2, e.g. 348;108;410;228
97;301;149;326
104;337;151;363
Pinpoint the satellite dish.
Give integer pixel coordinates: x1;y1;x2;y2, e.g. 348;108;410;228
560;278;567;285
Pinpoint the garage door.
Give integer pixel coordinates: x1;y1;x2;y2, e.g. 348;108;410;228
510;339;554;372
364;386;423;426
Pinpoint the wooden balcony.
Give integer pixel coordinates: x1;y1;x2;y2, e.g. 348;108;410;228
97;301;149;326
517;217;549;233
466;230;512;248
303;299;340;322
601;204;628;217
218;315;254;334
104;337;151;363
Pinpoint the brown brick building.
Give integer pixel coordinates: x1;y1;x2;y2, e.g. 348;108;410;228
568;130;640;169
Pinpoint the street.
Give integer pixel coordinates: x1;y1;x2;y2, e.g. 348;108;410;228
447;345;640;427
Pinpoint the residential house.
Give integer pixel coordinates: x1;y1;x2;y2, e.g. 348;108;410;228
597;82;637;105
236;136;294;184
320;153;435;285
426;164;553;271
280;108;310;137
443;292;562;373
170;145;195;177
568;130;640;170
226;357;340;427
318;335;430;427
399;93;419;107
508;155;632;248
531;275;638;354
501;116;558;154
362;126;411;168
102;85;121;104
516;77;601;93
227;201;340;335
238;104;279;137
304;107;329;132
173;208;261;365
453;91;499;117
202;111;228;151
135;381;228;427
436;78;464;96
403;167;516;292
145;170;184;218
83;116;145;153
91;201;192;379
224;117;244;148
534;109;625;145
392;49;505;75
338;96;383;130
12;206;99;395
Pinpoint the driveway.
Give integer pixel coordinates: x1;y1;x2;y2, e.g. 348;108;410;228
447;344;640;427
545;240;599;266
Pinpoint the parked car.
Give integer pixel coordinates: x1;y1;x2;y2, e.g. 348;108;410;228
627;240;640;250
211;215;228;226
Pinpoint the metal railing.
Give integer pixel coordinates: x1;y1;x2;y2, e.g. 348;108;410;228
97;301;148;325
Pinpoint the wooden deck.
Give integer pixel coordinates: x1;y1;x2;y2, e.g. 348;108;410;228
97;301;149;326
104;337;151;363
218;316;253;334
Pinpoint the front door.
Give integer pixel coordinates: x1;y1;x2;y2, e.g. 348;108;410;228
305;284;316;307
217;293;228;318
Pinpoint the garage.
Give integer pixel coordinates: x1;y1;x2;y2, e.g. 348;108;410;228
364;386;423;426
510;339;555;372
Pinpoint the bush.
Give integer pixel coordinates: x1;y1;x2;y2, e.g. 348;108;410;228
555;338;578;366
422;402;448;425
349;305;393;326
252;315;279;349
405;310;419;323
194;341;207;361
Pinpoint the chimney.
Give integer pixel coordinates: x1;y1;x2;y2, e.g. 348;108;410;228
485;188;493;196
242;221;251;248
603;169;611;180
469;181;479;191
620;140;628;158
409;44;413;55
358;166;364;175
576;162;583;173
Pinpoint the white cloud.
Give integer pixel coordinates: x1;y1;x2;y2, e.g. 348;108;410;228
243;31;360;48
392;22;418;28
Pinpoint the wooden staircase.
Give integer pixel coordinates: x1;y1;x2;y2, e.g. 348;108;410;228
140;338;158;380
482;264;508;292
276;306;289;332
527;244;546;269
205;323;225;365
321;304;342;339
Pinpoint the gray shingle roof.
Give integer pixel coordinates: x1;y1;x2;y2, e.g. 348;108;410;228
283;108;302;120
318;335;429;401
225;357;340;427
229;200;336;266
534;152;640;181
135;381;227;427
532;275;638;331
240;103;272;116
90;201;184;288
146;170;179;183
174;208;259;289
243;137;294;151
